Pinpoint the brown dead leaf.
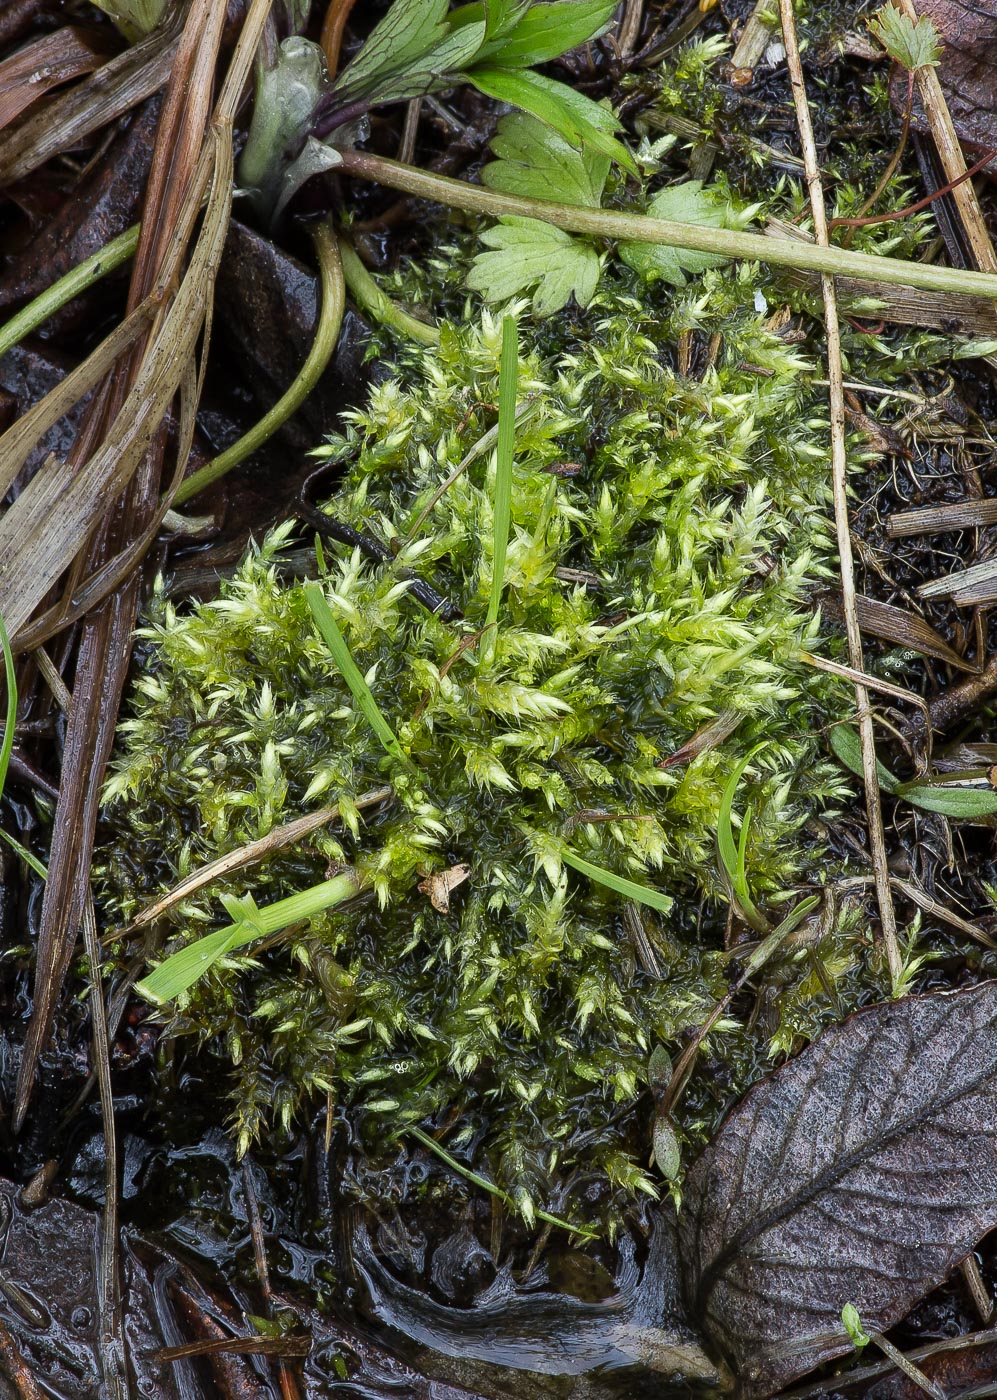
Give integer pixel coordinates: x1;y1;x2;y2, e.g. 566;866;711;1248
418;864;471;913
894;0;997;173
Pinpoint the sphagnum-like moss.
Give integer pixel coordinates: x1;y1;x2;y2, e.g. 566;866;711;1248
99;282;855;1233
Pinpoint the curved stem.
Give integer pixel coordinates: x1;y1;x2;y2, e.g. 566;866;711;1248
319;0;359;76
0;223;140;361
175;221;345;505
337;148;997;301
339;238;439;345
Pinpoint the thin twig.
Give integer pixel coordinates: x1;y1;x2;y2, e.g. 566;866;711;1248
779;0;901;984
83;896;127;1400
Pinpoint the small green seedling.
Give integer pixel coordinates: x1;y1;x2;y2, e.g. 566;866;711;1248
842;1302;871;1349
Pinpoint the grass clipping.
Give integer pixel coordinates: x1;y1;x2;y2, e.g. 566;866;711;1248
100;282;856;1230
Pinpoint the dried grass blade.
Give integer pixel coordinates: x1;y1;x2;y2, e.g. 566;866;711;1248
887;498;997;537
918;556;997;603
11;0;273;1129
854;594;979;673
116;786;394;937
0;155;231;640
0;300;155;502
0;16;181;185
0;27;112;132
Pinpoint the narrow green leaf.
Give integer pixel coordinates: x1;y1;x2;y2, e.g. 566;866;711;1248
136;923;245;1005
717;749;767;932
332;0;450;101
484;315;518;638
828;723;901;793
897;784;997;818
449;0;532;44
304;581;408;763
465;66;637;176
136;872;359;1004
830;723;997;816
562;849;673;914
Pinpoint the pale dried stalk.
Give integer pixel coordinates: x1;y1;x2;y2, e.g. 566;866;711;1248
896;0;997;275
779;0;902;984
0;0;276;644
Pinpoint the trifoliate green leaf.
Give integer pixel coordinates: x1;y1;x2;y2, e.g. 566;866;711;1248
867;4;941;72
481;107;612;207
467;216;601;315
618;181;754;288
465;66;637;175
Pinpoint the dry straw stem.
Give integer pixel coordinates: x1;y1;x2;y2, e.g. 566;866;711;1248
895;0;997;276
10;0;278;1131
778;0;902;985
0;9;182;185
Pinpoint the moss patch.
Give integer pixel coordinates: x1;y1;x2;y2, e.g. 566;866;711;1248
100;281;864;1233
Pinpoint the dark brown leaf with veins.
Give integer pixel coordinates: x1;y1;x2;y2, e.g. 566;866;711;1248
681;982;997;1397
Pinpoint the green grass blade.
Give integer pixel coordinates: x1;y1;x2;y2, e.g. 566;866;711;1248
562;849;673;913
407;1124;597;1239
0;830;47;879
717;749;767;932
484;314;519;642
304;581;408;763
137;872;360;1004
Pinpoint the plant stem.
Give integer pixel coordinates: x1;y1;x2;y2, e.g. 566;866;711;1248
336;149;997;300
0;224;140;361
339;238;439;344
174;221;345;505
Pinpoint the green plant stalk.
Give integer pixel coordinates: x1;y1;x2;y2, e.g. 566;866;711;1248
339;239;440;345
175;222;346;505
337;150;997;300
482;314;518;662
136;870;361;1003
304;581;408;764
0;225;140;362
406;1125;598;1240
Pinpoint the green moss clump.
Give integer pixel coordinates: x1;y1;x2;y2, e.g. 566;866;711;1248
99;280;855;1231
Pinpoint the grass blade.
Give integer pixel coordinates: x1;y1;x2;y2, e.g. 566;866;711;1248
717;750;768;933
136;871;360;1004
484;314;518;647
562;849;673;913
304;581;408;763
